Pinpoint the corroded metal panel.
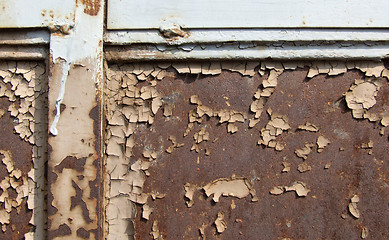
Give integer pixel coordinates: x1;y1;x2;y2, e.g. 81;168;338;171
0;60;47;239
104;61;389;239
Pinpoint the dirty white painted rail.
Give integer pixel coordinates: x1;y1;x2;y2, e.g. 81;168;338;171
107;0;389;29
105;29;389;45
0;0;75;29
0;45;47;59
0;29;50;45
105;43;389;61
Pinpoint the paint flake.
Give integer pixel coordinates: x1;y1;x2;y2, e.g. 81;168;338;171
194;129;210;143
345;79;380;119
258;110;290;151
285;181;310;197
150;221;164;240
348;202;360;219
328;62;347;76
184;183;196;207
199;223;207;239
282;162;291;173
295;143;315;160
297;162;312;173
317;136;330;153
142;204;153;220
348;195;360;218
214;212;227;233
270;186;284;195
361;227;369;239
227;123;238;134
297;122;320;132
381;115;389;127
203;177;257;203
150;191;166;200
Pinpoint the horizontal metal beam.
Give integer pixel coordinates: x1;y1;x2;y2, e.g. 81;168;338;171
0;29;50;45
0;45;47;59
0;0;75;29
105;43;389;61
107;0;389;29
105;29;389;46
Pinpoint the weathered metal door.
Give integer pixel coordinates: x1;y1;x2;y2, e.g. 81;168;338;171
0;1;389;239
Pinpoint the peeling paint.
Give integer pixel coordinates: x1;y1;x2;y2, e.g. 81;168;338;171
203;177;258;203
348;195;360;219
0;60;47;239
104;63;164;239
184;183;196;208
295;143;315;160
285;181;310;197
257;108;290;151
214;211;227;233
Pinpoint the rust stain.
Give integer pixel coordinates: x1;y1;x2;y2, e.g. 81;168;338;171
80;0;101;16
71;180;93;223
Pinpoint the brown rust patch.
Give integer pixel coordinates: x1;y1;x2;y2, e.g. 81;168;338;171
50;223;72;237
80;0;101;16
0;98;32;173
55;156;86;173
88;102;101;239
76;227;90;239
71;180;93;223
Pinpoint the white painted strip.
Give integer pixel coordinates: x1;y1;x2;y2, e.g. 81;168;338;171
108;0;389;29
105;44;389;61
0;0;75;28
49;61;69;136
105;29;389;45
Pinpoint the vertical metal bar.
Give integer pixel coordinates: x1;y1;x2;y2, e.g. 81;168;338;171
47;0;104;239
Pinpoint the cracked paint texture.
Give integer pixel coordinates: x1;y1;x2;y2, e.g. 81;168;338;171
0;60;47;239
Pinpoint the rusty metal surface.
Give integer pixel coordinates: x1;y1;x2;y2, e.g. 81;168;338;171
0;60;48;239
0;98;33;239
123;67;389;239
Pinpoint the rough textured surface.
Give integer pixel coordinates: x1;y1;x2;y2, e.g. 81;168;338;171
0;61;47;239
104;61;389;239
